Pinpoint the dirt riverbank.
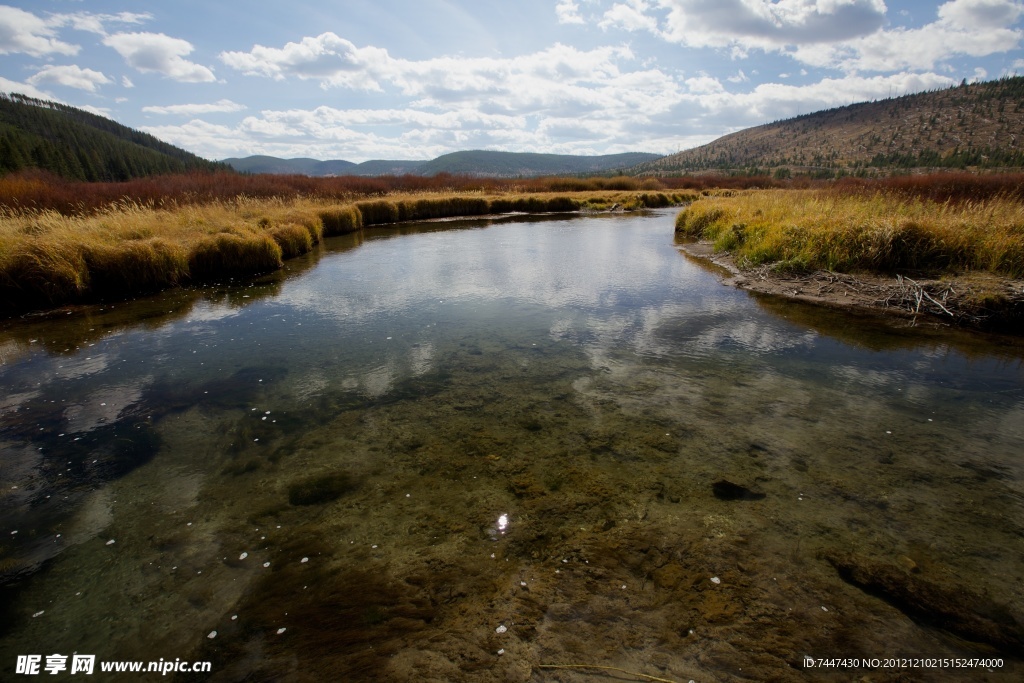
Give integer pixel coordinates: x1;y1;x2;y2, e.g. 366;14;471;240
677;240;1024;333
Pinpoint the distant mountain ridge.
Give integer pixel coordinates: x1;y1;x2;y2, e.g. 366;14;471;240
631;76;1024;177
222;155;426;176
223;150;662;177
0;92;226;181
416;150;663;176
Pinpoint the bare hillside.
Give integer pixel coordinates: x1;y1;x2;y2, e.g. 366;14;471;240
634;76;1024;176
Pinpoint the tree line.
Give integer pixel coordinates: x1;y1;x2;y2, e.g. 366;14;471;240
0;93;227;181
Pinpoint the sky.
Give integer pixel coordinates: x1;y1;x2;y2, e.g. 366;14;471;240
1;0;1023;162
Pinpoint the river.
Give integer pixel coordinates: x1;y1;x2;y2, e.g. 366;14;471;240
1;210;1022;681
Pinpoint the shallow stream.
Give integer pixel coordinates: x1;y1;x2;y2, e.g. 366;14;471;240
1;211;1022;681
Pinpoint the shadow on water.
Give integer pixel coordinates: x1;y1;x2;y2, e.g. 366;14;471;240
0;280;284;363
0;363;295;591
751;290;1024;358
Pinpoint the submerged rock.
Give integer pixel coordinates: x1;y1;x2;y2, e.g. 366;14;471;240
712;479;766;501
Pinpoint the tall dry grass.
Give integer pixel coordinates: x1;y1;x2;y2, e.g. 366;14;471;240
675;189;1024;277
0;167;782;217
1;190;680;313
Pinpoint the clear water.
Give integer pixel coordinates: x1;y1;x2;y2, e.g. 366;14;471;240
1;211;1022;681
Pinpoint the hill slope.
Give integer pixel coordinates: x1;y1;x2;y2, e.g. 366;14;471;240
633;76;1024;176
349;159;428;176
221;155;358;175
0;93;226;181
415;150;663;176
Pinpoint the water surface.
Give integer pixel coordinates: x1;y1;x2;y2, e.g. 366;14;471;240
1;211;1022;681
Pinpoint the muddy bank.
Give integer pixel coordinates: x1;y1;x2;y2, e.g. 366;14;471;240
677;240;1024;333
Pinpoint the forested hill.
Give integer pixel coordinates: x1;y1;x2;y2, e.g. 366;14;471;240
631;76;1024;177
414;150;663;176
0;93;227;181
223;150;662;177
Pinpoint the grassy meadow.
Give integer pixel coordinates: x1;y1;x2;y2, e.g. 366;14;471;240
0;187;686;314
675;184;1024;279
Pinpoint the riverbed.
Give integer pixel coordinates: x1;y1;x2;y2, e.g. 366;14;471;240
1;210;1022;681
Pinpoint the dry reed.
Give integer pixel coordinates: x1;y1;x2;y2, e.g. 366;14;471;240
675;189;1024;278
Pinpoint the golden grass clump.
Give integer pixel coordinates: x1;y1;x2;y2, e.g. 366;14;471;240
187;232;283;280
398;196;491;221
83;239;189;296
488;196;581;213
0;239;89;305
268;223;315;259
543;196;581;212
355;199;401;226
278;207;325;244
637;192;673;208
319;206;362;235
675;189;1024;278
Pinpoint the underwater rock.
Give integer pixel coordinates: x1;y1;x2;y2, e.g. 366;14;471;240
712;479;766;501
287;472;356;506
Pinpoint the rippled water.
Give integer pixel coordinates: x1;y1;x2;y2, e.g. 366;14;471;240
1;211;1022;681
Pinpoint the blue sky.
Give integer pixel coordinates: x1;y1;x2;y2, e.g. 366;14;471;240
2;1;1023;162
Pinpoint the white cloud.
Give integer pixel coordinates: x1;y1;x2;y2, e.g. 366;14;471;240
219;33;389;90
655;0;888;48
103;32;217;82
0;5;78;56
556;0;587;24
78;104;112;117
140;119;247;159
792;0;1024;71
143;90;683;161
599;0;659;32
636;0;1024;73
681;72;959;125
48;11;152;36
142;99;247;115
122;76;134;88
685;74;725;93
220;34;678;121
27;64;112;92
142;116;451;161
0;75;58;100
938;0;1024;28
